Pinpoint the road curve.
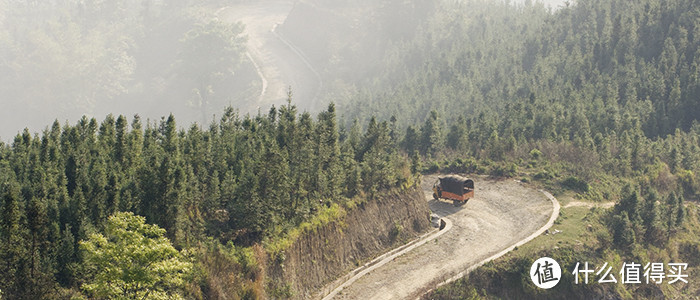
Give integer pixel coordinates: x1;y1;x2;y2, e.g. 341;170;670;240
216;1;322;113
323;175;559;300
320;214;453;300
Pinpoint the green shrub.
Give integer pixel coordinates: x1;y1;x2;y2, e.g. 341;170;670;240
533;170;554;180
490;163;517;177
561;176;589;193
425;161;440;173
389;221;404;243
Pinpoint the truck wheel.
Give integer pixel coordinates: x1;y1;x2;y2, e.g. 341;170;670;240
453;200;459;206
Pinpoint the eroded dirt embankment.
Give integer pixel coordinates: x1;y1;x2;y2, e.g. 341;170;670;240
266;185;431;299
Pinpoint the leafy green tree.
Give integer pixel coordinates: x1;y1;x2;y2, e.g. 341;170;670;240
80;212;192;299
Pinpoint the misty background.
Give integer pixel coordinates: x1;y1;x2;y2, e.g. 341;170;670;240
0;0;568;141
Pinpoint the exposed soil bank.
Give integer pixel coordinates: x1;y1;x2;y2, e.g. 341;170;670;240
267;185;431;299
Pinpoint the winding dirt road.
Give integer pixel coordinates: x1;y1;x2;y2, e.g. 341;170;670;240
215;3;561;298
324;175;558;299
216;1;322;113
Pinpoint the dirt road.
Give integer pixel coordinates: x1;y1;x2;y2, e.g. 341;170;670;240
327;175;557;299
217;1;322;113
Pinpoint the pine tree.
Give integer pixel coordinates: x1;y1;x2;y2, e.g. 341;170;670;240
175;167;205;248
420;110;443;157
114;115;128;165
675;192;685;227
262;132;288;210
616;187;641;223
56;224;75;286
446;116;468;151
612;211;636;250
98;114;116;154
0;180;29;298
87;154;107;225
410;150;422;175
314;103;342;199
401;125;420;154
26;197;48;279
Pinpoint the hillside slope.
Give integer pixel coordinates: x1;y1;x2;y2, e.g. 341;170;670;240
267;185;431;299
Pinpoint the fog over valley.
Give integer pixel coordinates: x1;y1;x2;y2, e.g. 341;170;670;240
0;0;570;141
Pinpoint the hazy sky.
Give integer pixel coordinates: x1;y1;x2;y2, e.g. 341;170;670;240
0;0;573;142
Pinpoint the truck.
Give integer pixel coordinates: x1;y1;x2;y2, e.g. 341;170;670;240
432;175;474;206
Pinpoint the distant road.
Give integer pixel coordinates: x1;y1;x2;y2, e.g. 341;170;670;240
217;1;322;113
215;3;564;297
325;175;559;299
213;0;569;116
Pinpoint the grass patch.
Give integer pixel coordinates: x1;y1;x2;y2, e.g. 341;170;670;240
508;206;605;259
264;202;347;258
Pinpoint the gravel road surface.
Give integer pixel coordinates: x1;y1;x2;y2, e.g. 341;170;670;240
330;175;556;299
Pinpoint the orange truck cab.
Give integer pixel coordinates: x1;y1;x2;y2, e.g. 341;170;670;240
432;175;474;206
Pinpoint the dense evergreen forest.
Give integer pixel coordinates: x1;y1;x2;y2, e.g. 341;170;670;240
283;0;700;297
316;0;700;202
0;100;413;298
321;0;698;297
284;0;699;199
343;0;700;137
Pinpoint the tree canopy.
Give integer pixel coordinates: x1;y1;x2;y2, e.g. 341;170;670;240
80;212;192;299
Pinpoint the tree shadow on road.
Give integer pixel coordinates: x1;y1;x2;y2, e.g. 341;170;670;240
428;198;468;218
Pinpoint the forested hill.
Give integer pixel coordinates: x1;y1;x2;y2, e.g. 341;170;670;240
0;102;413;298
311;0;700;201
340;0;699;140
301;0;699;297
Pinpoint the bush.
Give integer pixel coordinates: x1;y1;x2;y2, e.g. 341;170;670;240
389;221;404;243
425;161;440;173
677;169;697;197
533;170;554;180
561;176;589;193
529;149;542;159
490;163;517;177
